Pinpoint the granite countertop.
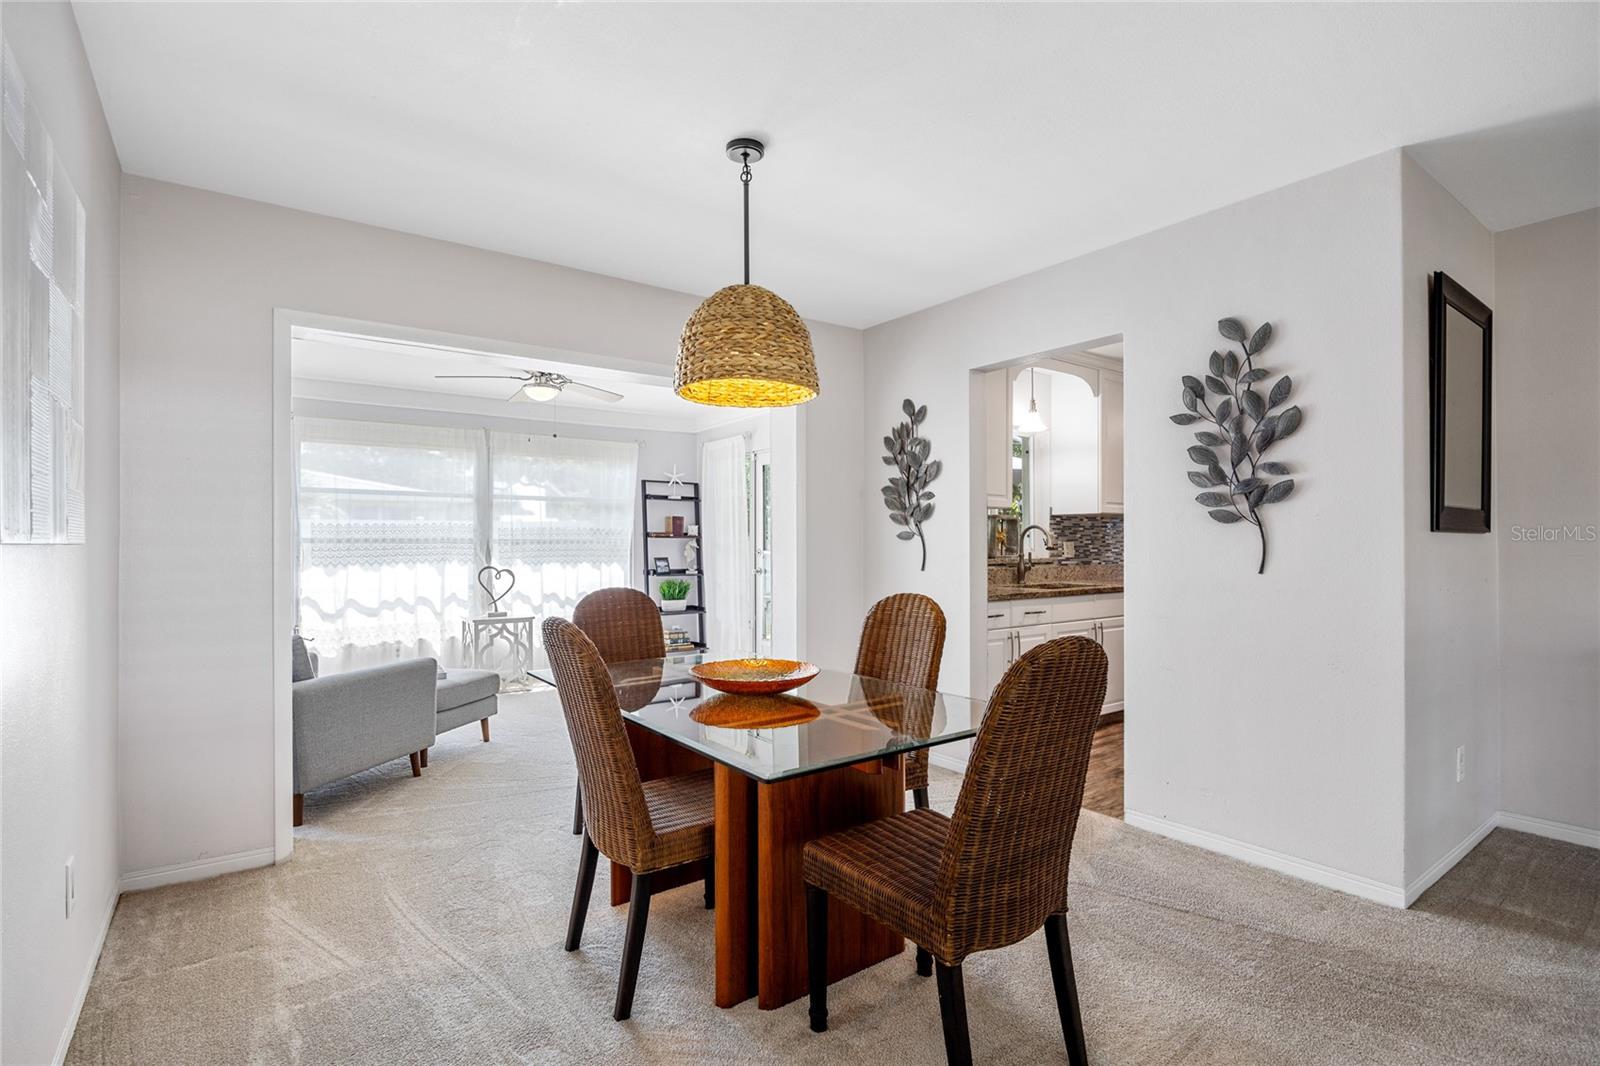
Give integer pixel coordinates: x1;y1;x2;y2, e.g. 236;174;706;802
987;561;1123;601
988;581;1123;601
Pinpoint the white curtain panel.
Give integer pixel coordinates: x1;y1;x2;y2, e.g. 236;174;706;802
295;417;480;675
701;434;753;656
294;417;639;676
489;431;637;643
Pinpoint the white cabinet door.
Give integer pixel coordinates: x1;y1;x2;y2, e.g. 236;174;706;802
984;368;1013;508
1050;618;1096;642
985;630;1013;696
1099;370;1124;513
1016;624;1051;658
1097;615;1125;715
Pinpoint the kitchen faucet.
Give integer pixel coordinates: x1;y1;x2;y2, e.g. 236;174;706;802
1016;524;1053;584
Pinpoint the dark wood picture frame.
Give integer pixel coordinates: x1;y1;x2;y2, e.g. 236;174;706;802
1429;271;1492;533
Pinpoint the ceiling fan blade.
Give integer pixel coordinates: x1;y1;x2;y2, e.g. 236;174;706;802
434;373;530;380
563;380;624;403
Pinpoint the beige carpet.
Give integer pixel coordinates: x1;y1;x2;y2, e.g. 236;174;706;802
68;692;1600;1065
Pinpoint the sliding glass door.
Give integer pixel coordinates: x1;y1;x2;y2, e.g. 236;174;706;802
294;417;637;675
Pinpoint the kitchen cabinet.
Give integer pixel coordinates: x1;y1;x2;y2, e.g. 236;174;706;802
1016;357;1122;518
984;594;1123;718
983;367;1016;509
1099;371;1124;513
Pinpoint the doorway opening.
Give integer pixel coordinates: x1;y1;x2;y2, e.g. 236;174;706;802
971;336;1126;817
270;310;799;859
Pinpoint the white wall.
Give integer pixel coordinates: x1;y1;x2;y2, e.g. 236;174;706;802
119;176;864;881
865;152;1414;898
1494;208;1600;839
0;4;122;1063
1399;155;1501;892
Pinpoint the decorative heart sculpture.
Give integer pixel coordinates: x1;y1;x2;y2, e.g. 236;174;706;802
477;565;515;616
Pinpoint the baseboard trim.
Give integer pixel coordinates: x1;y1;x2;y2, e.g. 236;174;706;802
1124;810;1406;907
928;749;968;773
53;890;118;1066
1496;811;1600;849
1403;814;1498;907
119;846;276;893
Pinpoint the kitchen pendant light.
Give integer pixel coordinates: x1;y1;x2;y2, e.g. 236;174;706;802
1016;367;1047;435
676;138;818;408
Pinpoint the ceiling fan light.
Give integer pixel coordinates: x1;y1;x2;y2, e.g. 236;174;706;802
676;284;818;408
522;382;561;402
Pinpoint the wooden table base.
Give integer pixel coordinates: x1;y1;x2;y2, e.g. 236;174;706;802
618;719;906;1010
716;758;906;1009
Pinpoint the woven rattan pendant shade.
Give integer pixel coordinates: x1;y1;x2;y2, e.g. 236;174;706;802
676;284;818;407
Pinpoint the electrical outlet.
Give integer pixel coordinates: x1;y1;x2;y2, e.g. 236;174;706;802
65;856;75;918
1061;541;1076;558
1455;746;1466;784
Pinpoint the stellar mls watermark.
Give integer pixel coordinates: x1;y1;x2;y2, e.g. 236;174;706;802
1508;524;1598;542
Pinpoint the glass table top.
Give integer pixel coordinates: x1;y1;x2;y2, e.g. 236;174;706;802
530;650;983;783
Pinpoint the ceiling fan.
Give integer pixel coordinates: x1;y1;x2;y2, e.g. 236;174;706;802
433;369;623;404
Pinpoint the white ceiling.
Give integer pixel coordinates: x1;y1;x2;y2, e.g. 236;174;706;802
76;2;1599;328
292;330;742;434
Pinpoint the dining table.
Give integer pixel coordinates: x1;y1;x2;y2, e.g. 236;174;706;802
530;650;984;1010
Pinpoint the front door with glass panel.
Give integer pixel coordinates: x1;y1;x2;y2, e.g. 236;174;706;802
751;449;774;656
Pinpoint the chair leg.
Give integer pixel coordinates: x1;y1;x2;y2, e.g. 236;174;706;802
806;884;829;1033
934;961;973;1066
420;747;429;768
409;751;422;777
480;717;491;742
1045;914;1089;1066
614;871;654;1021
913;786;930;811
565;833;598;952
703;856;715;910
916;946;933;976
292;793;304;827
572;784;585;835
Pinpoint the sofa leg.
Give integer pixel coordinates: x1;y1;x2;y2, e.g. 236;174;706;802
420;747;429;769
481;717;491;742
409;751;422;777
293;793;304;827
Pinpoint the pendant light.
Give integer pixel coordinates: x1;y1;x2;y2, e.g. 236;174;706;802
676;138;819;407
1015;367;1047;435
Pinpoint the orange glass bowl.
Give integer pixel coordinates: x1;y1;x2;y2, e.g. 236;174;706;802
689;658;820;695
690;693;821;729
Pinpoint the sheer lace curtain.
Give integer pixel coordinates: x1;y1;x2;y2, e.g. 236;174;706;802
701;434;753;655
294;417;638;675
295;418;482;675
489;431;637;650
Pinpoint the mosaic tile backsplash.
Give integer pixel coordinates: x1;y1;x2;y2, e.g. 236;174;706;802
1048;513;1124;565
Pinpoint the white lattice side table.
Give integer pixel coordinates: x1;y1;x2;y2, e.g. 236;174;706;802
461;615;537;691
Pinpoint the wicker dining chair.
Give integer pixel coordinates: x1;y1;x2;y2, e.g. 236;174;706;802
802;636;1107;1066
854;593;947;813
543;617;715;1021
568;587;667;835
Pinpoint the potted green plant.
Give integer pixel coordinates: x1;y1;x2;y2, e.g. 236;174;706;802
658;578;692;611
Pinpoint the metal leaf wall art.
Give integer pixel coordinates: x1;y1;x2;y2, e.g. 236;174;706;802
882;399;941;571
1170;318;1303;574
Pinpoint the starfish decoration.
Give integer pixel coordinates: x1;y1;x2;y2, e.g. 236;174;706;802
663;465;687;491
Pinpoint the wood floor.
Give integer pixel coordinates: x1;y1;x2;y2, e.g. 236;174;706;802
1081;719;1124;819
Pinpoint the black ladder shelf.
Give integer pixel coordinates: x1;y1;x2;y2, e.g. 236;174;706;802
640;479;706;651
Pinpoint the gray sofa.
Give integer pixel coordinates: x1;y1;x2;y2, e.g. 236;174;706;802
435;668;500;748
292;640;436;826
290;638;501;824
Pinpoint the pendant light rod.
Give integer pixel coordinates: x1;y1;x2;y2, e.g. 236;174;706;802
726;137;764;285
742;152;751;285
